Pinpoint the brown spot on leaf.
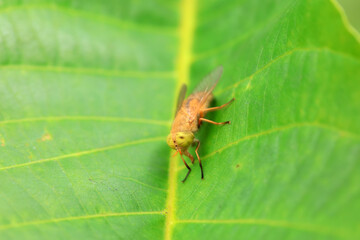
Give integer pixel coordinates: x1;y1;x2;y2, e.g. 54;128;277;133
235;163;243;170
39;133;52;142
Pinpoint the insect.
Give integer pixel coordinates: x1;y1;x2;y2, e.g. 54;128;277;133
167;66;234;182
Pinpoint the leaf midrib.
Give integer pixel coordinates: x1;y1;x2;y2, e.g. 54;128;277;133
164;0;196;239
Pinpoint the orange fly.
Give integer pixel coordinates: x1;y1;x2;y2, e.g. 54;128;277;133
167;66;234;182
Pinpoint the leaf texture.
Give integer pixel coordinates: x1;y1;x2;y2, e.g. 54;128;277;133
0;0;359;240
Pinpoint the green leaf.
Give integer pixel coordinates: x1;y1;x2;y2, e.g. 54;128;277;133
0;0;359;240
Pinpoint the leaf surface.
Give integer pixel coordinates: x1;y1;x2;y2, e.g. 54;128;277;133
0;0;359;240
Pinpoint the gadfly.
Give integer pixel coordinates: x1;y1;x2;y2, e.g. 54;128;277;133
167;66;234;182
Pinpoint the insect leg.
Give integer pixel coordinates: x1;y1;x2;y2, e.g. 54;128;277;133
194;139;204;179
202;98;235;113
180;153;191;183
183;150;195;164
199;118;231;125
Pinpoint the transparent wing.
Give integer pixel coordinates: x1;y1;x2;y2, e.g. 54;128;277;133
193;65;223;94
189;66;223;113
175;84;187;116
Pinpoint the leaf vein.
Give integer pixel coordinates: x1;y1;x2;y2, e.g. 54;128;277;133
0;211;165;231
0;136;166;171
177;122;359;171
0;64;176;79
0;116;171;127
176;219;349;238
0;4;176;35
215;47;360;96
